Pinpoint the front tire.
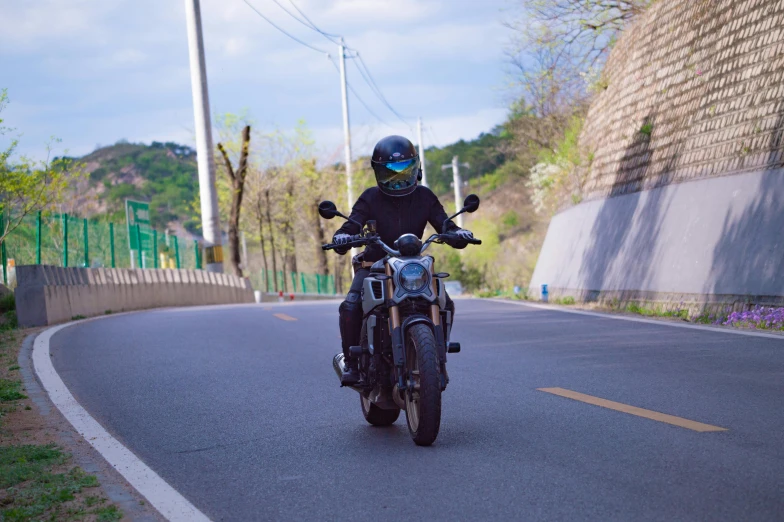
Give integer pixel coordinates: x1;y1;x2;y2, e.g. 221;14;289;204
360;395;400;426
404;324;442;446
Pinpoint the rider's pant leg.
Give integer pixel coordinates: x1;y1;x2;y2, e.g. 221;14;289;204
339;268;370;357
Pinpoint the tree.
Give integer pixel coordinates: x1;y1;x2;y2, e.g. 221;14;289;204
217;125;251;277
508;0;651;71
0;89;81;245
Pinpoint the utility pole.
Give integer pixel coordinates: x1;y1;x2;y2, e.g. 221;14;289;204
417;117;427;187
442;156;469;228
184;0;223;273
338;40;354;208
338;39;357;261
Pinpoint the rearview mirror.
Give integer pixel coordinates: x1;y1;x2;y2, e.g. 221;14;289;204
318;201;338;220
463;194;480;213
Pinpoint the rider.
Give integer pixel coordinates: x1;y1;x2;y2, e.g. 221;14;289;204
333;135;474;385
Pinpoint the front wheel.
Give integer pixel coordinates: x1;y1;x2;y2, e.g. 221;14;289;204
360;395;400;426
404;324;442;446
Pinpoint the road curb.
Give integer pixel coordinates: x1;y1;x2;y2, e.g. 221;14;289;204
486;298;784;341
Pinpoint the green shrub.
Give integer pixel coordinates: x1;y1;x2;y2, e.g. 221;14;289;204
0;293;15;314
501;211;519;229
476;290;499;298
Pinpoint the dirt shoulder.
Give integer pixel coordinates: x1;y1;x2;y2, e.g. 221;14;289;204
487;296;784;337
1;328;165;521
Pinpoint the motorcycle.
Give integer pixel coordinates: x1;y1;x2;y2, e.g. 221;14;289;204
319;194;482;446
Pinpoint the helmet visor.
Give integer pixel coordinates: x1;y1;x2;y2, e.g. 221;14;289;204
374;158;419;192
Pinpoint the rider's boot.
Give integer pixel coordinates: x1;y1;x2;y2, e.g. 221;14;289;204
341;356;360;386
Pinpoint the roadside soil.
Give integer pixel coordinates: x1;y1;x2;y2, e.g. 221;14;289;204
0;328;165;521
488;297;784;337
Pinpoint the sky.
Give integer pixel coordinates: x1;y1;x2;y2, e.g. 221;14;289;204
1;0;517;161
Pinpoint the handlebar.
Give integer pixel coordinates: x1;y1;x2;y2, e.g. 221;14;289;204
323;232;482;255
322;234;400;256
321;234;369;251
437;233;482;245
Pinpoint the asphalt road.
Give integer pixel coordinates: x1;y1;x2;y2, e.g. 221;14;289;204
50;299;784;521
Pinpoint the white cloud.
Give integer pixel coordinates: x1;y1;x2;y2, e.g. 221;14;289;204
4;0;513;161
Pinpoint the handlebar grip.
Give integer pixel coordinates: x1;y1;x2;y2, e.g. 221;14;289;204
466;238;482;245
322;234;372;251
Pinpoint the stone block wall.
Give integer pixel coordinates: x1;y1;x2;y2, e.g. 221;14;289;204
581;0;784;200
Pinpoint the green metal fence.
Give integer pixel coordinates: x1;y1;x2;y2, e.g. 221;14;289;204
252;269;336;295
1;211;338;295
1;211;202;284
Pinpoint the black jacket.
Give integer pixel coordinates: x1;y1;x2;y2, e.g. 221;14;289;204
334;186;460;262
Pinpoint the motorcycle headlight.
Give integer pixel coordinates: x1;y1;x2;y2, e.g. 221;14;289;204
399;263;429;292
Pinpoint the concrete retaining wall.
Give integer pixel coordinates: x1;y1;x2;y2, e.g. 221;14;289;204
530;168;784;306
15;265;255;327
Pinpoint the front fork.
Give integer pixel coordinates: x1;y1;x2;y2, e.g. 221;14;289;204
388;267;450;392
387;264;407;391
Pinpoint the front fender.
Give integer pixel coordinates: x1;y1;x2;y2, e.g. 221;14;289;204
401;314;445;361
400;314;448;391
401;314;435;337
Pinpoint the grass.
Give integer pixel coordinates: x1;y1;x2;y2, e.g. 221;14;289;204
70;315;86;321
0;326;125;520
0;294;17;332
0;445;119;521
0;379;27;402
639;122;654;136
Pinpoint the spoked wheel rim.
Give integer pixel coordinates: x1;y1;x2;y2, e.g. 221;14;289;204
405;344;421;433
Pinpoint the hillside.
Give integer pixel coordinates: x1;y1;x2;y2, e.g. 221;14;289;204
61;131;545;292
68;141;201;236
422;129;511;195
421;127;547;292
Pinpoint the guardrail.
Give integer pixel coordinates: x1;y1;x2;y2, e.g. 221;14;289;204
15;265;254;327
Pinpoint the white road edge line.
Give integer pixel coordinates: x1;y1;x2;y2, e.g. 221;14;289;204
486;298;784;341
33;321;211;522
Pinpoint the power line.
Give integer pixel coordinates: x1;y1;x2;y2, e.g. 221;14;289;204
242;0;327;54
427;126;441;147
242;0;408;130
266;0;341;41
328;56;393;128
351;53;413;129
267;0;412;128
285;0;341;43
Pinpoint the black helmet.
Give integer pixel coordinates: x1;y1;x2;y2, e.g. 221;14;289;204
370;135;421;197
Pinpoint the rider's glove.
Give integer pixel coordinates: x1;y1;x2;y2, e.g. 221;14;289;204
334;233;351;245
444;228;472;249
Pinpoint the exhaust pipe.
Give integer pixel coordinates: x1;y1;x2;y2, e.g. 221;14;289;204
332;353;363;393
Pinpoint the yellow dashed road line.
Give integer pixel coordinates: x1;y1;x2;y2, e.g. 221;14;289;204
273;313;297;322
538;387;728;433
